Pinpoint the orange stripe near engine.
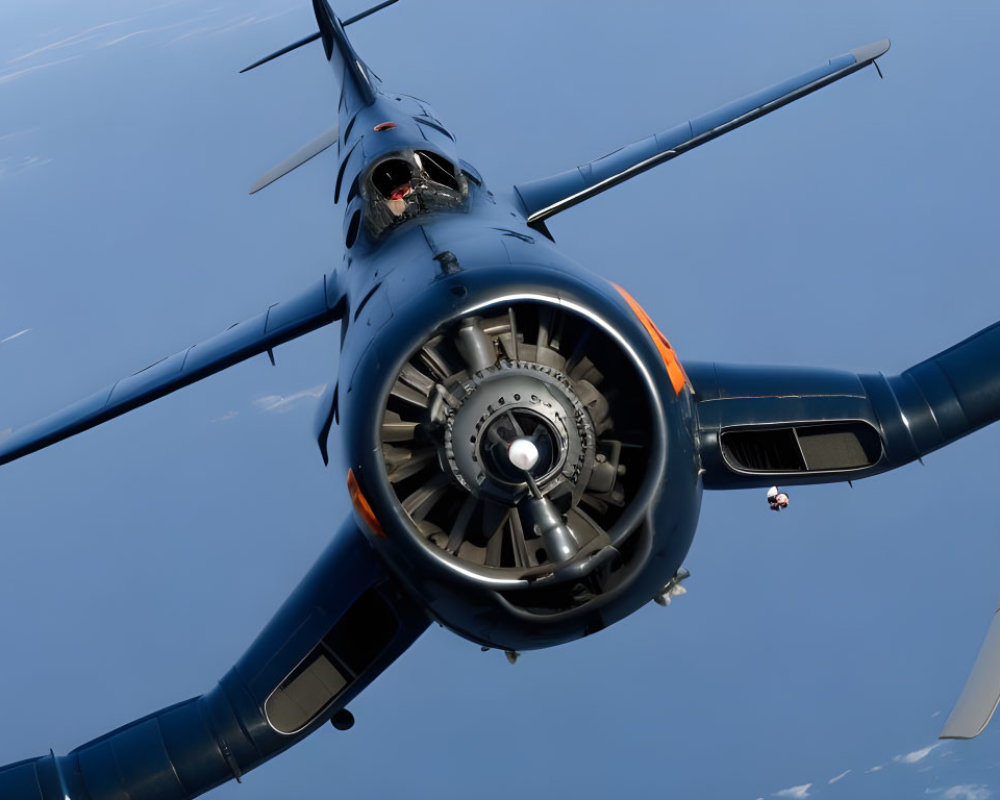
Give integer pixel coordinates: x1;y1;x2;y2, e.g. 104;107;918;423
613;284;688;395
347;468;386;538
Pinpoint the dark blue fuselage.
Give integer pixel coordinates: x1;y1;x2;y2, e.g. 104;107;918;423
329;81;702;649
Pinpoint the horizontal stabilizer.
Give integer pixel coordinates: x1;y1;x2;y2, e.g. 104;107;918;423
515;39;889;226
239;0;400;73
240;32;321;74
250;122;340;194
341;0;401;27
940;600;1000;739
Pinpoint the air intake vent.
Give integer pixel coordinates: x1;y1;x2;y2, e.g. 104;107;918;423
722;428;804;471
721;421;882;474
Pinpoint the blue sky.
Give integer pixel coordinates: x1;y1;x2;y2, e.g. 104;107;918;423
2;1;1000;798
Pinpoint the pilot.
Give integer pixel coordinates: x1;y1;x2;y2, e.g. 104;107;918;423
371;157;415;218
386;182;412;217
767;485;789;511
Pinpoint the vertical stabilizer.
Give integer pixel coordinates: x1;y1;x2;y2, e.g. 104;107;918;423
313;0;378;111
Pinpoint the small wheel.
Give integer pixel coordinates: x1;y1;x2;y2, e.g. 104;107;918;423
330;709;355;731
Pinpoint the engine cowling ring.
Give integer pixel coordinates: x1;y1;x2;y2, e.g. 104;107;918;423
378;299;660;602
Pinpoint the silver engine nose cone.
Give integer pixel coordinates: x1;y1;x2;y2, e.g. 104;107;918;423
508;437;540;471
443;361;594;502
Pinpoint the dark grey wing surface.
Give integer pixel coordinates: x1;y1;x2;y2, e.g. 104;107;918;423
0;519;429;800
0;273;345;467
689;319;1000;488
514;40;889;228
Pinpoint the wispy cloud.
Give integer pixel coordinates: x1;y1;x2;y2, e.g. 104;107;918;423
1;328;31;344
167;27;209;44
760;737;953;800
100;28;160;48
0;155;53;180
168;8;295;44
896;743;940;765
6;19;134;64
210;410;239;423
2;0;299;89
209;13;275;36
213;9;295;33
254;385;326;414
774;784;812;799
0;127;40;144
939;786;991;800
98;19;198;49
3;7;218;84
0;55;81;86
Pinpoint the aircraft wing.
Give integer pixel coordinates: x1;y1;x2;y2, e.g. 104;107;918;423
515;40;889;227
688;319;1000;489
0;518;429;798
0;273;345;467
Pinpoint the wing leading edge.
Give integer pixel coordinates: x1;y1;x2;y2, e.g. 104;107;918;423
0;273;345;468
514;40;889;227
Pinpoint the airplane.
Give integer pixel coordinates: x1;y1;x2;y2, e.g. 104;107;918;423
1;1;999;798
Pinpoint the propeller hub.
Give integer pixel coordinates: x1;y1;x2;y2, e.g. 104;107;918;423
478;410;560;486
443;362;594;504
507;437;539;472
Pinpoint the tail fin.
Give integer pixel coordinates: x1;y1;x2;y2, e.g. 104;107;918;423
313;0;377;107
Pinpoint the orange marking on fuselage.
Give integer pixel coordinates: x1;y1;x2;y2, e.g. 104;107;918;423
613;284;688;395
347;468;386;538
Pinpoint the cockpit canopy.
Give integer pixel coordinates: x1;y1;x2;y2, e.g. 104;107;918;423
362;149;468;239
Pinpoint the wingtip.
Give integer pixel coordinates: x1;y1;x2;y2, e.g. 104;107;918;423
938;702;996;741
938;723;986;741
850;39;891;64
936;606;1000;742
